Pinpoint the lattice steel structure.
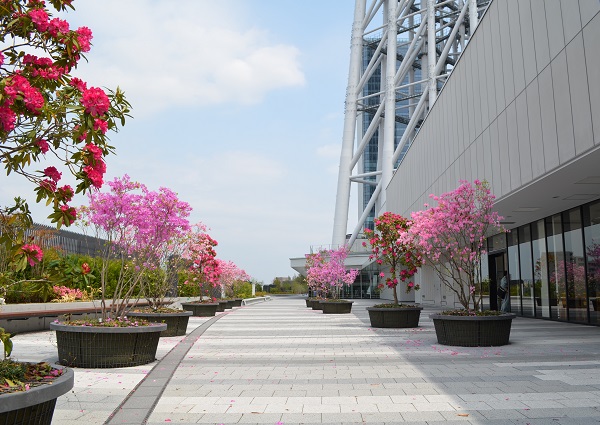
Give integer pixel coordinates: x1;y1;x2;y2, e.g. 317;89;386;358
332;0;491;248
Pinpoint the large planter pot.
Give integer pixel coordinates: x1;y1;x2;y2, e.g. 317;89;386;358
225;299;235;309
0;365;74;425
232;298;243;307
50;322;167;368
126;310;192;337
430;313;516;347
181;302;218;317
320;300;354;314
366;306;423;328
305;298;312;308
216;300;229;312
310;299;324;310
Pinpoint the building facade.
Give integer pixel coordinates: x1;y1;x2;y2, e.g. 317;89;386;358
387;0;600;325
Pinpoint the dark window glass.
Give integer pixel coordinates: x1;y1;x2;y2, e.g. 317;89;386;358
519;225;534;317
563;208;587;322
583;200;600;325
532;219;550;318
507;230;520;314
546;215;566;320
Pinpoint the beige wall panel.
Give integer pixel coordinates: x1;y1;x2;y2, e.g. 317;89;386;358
566;33;594;155
497;111;511;194
506;101;521;190
489;119;502;196
498;0;515;108
483;129;494;184
561;0;583;44
519;1;538;86
579;0;600;27
482;23;497;122
490;3;506;111
531;0;551;72
582;14;600;146
516;92;533;183
508;0;526;96
545;0;566;59
475;34;485;139
538;65;560;169
551;50;576;163
526;79;546;177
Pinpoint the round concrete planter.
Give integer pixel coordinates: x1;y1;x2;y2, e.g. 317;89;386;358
305;298;312;308
319;300;354;314
50;322;167;368
216;300;229;312
232;298;243;307
430;313;516;347
366;306;423;328
0;364;73;425
126;310;192;337
224;299;235;309
181;302;218;317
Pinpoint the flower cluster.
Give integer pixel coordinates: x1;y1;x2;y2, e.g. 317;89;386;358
1;0;131;272
20;244;43;267
305;246;359;299
400;180;506;311
363;212;422;304
52;285;87;302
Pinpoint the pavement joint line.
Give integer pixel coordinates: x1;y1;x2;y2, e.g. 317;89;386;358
104;311;230;425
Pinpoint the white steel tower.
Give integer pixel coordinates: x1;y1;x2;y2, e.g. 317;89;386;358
332;0;490;248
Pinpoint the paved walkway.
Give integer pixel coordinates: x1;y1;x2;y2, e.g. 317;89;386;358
11;296;600;424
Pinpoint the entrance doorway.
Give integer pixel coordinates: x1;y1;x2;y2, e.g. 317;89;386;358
488;252;507;311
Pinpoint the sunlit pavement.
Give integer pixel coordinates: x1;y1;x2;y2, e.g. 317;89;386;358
11;295;600;424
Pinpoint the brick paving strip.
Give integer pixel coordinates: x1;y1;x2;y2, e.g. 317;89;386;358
104;312;229;425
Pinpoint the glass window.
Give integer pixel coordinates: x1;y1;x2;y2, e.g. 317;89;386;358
507;230;520;314
563;208;587;322
519;225;534;317
583;200;600;325
546;215;566;320
532;219;550;318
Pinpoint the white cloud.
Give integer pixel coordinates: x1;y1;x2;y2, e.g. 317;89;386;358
65;1;305;117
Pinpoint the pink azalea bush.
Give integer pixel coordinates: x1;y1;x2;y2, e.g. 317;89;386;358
216;259;251;298
363;212;422;305
80;175;191;319
181;223;222;300
305;246;359;300
400;180;506;311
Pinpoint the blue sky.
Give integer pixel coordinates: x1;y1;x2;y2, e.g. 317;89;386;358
0;1;357;284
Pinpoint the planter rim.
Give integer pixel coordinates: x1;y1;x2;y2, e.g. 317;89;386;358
0;364;74;413
318;300;354;304
429;313;516;321
126;310;192;317
367;306;423;312
50;322;167;333
180;302;218;306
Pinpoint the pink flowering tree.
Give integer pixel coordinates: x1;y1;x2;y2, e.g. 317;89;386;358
181;223;221;301
0;0;131;272
216;259;251;298
363;212;422;305
305;246;359;300
80;175;191;319
401;180;506;311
